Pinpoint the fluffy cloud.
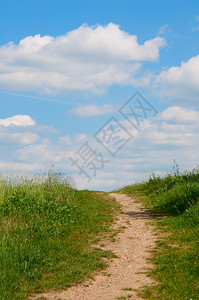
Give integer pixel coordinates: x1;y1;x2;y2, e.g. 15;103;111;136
0;23;165;95
0;114;57;146
155;54;199;104
0;115;36;127
0;115;39;146
137;107;199;149
156;106;199;123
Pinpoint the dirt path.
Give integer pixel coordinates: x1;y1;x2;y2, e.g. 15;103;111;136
31;193;158;300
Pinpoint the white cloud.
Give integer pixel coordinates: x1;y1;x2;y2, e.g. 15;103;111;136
0;23;166;95
0;114;39;146
16;142;64;163
0;114;57;146
0;115;36;127
138;107;199;148
71;104;118;117
155;54;199;104
0;131;39;146
1;106;198;191
156;106;199;123
15;133;89;164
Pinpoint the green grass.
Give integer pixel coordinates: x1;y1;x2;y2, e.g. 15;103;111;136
119;168;199;300
0;173;119;300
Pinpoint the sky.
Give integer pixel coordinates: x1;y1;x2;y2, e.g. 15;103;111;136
0;0;199;190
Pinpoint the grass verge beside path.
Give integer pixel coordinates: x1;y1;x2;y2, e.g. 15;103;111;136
0;174;119;300
119;170;199;300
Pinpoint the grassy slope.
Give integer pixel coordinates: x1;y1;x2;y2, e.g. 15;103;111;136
0;175;119;300
120;171;199;300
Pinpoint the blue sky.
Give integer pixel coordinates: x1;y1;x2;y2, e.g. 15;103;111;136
0;0;199;190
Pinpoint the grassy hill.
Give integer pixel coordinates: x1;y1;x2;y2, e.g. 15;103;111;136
0;168;198;299
0;173;119;299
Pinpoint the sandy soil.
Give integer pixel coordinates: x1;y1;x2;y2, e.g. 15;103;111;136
30;193;158;300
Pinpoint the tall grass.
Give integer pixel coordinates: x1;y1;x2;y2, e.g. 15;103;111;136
120;168;199;299
0;173;118;299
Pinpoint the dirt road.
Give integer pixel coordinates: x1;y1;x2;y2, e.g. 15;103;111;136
31;193;157;300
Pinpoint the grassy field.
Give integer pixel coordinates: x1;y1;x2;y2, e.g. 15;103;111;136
120;168;199;299
0;172;119;300
1;168;198;300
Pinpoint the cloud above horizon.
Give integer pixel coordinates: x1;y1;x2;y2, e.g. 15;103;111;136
155;54;199;105
0;114;57;146
1;106;199;190
0;23;166;95
0;115;39;146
